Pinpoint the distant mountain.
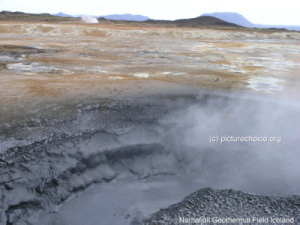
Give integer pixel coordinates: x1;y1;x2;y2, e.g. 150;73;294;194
0;11;73;21
53;12;73;17
100;14;150;21
52;12;150;21
202;12;300;31
0;10;26;15
202;12;253;27
1;11;51;16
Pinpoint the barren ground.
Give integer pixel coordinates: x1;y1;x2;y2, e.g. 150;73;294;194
1;22;300;108
0;22;300;225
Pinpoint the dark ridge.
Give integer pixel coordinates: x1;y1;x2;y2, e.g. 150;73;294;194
174;16;241;27
0;10;240;28
146;16;241;28
0;11;27;15
0;11;51;16
0;10;78;21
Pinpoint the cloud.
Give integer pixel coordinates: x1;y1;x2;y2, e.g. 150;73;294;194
158;90;300;194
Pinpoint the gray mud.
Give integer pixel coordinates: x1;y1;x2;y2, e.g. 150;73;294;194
0;94;197;224
0;91;299;225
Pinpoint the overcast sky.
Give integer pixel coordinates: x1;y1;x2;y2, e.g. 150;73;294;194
1;0;299;25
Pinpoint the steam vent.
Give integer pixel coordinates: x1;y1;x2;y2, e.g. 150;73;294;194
0;14;300;225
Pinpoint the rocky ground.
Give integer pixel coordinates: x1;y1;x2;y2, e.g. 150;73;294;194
0;21;299;225
145;188;300;224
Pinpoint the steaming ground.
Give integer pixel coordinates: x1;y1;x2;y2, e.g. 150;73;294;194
0;22;300;224
1;91;299;224
81;15;99;24
33;92;300;225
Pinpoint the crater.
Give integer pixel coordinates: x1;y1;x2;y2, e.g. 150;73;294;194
0;92;299;224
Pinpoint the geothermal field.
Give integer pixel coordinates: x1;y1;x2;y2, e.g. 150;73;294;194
0;19;300;225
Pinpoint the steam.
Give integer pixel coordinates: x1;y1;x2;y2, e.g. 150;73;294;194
81;15;99;24
159;90;300;195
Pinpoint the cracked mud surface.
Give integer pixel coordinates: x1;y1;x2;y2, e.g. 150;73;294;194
0;22;300;225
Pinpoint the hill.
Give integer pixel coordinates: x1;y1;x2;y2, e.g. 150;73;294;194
52;12;150;21
0;10;78;22
174;16;240;27
202;12;253;27
202;12;300;31
146;16;241;28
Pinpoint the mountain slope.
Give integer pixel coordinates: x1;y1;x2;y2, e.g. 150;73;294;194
202;12;254;27
0;11;78;21
146;16;241;28
202;12;300;31
174;16;240;27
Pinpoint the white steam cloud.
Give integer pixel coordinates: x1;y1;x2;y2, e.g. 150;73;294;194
81;15;99;24
158;90;300;195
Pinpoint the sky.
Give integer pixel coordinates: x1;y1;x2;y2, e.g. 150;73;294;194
0;0;299;25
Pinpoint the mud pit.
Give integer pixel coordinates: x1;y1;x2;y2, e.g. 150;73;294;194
0;22;300;224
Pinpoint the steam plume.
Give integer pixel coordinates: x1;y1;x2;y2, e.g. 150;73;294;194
81;15;99;24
